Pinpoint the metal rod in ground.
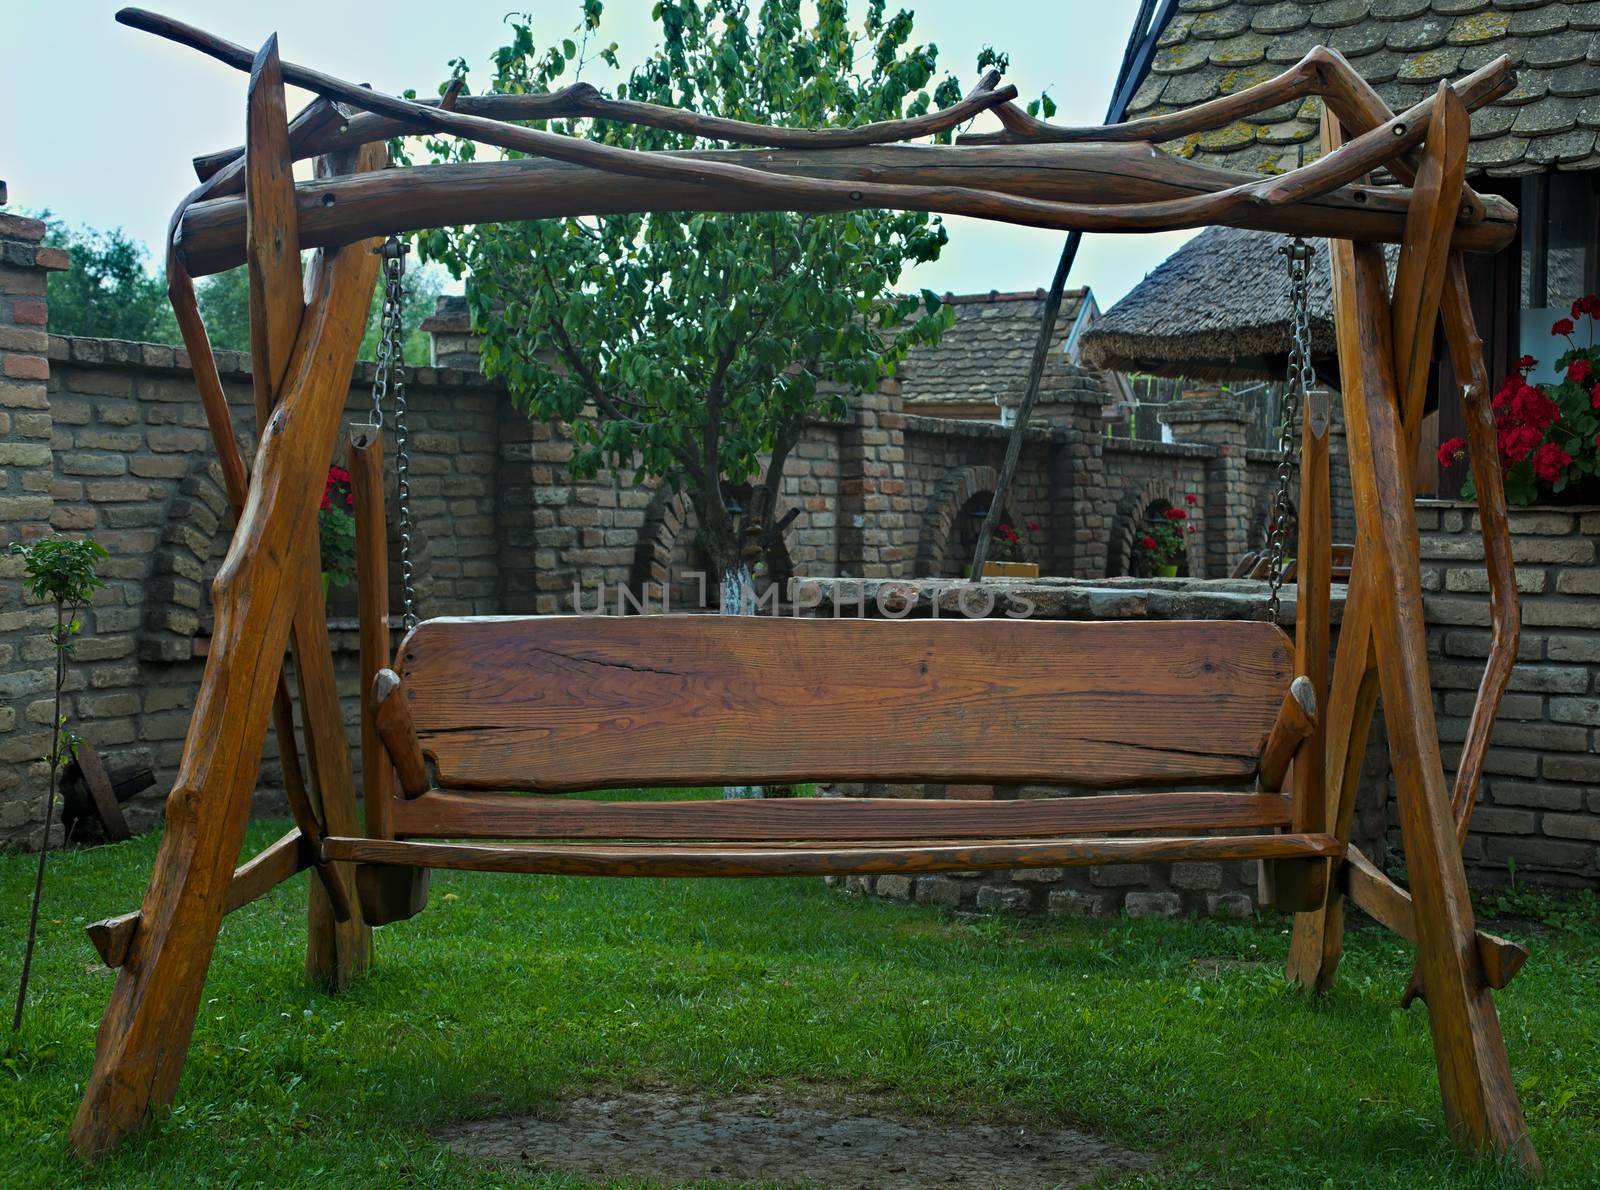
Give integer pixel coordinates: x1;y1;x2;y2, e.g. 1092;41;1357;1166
969;232;1077;576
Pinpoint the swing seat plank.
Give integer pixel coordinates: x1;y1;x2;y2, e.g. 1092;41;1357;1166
388;790;1296;840
395;615;1297;793
322;831;1343;879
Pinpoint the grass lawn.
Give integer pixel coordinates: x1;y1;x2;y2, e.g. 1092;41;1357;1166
1;809;1597;1187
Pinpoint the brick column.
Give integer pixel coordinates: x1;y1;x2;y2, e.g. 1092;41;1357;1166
1160;394;1252;577
1045;363;1109;578
0;211;68;842
838;378;909;578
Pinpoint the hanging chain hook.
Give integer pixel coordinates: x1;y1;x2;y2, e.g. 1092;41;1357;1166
369;235;418;630
1264;237;1314;625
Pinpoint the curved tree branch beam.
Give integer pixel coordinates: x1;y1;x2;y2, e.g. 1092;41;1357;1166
125;6;1511;278
174;141;1515;278
191;69;1017;182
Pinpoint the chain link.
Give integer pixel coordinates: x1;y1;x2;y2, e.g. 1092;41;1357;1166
370;236;417;630
1264;237;1315;624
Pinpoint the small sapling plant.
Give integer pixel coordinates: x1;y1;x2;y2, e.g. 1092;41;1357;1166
8;536;106;1031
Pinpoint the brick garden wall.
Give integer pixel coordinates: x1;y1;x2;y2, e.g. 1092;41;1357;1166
0;253;1591;901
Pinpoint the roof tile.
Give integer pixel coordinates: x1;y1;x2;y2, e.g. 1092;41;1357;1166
1526;31;1598;65
1330;21;1392;54
1446;11;1512;42
1525;126;1599;160
1467;134;1530;165
1506;7;1571;35
1138;2;1600;177
1398;46;1469;76
1152;42;1212;74
1466;104;1520;137
1388;16;1453;48
1190;7;1255;38
1310;0;1374;26
1212;31;1274;63
1127;74;1166;114
1267;28;1326;60
1512;93;1581;130
1253;3;1312;32
1548;61;1600;94
1163;71;1224;104
1369;0;1431;18
1500;69;1552;103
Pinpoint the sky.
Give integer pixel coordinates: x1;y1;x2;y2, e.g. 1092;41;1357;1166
1;0;1196;309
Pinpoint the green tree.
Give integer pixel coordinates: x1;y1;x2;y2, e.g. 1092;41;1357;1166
418;0;961;605
35;215;178;343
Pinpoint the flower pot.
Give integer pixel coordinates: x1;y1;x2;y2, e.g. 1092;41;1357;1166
1157;563;1179;578
981;561;1039;579
321;572;332;601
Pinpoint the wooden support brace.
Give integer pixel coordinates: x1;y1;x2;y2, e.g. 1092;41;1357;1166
1342;848;1529;996
86;828;313;969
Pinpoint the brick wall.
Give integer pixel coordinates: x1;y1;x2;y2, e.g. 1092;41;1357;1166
0;213;68;844
1413;501;1600;887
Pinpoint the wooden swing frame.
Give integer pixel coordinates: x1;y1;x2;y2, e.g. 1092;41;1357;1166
73;9;1537;1174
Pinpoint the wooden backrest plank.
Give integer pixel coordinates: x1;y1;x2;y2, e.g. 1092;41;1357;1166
397;616;1293;791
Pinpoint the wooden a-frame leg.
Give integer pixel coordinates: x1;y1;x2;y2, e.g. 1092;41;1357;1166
1335;240;1537;1173
68;219;382;1161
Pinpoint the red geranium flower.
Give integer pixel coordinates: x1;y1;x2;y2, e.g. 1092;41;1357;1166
1572;295;1600;320
1552;317;1576;337
1183;493;1198;505
1027;520;1042;532
1568;358;1593;385
1515;354;1537;371
1139;535;1158;551
1497;423;1541;464
997;523;1018;543
1511;384;1560;431
1591;382;1600;409
1437;437;1467;467
1163;507;1187;521
1533;442;1573;483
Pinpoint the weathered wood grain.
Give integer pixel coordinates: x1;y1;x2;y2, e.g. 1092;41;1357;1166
1334;238;1536;1173
390;790;1296;841
323;831;1343;879
349;428;394;839
372;669;429;797
70;204;383;1161
394;617;1294;792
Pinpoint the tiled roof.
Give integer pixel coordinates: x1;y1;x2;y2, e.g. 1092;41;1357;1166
1129;0;1600;176
897;288;1091;409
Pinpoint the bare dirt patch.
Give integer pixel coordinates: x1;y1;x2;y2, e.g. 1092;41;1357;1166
439;1087;1152;1188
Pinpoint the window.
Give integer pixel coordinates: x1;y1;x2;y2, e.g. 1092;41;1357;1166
1519;173;1600;383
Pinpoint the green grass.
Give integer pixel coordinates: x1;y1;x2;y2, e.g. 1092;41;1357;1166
1;811;1597;1188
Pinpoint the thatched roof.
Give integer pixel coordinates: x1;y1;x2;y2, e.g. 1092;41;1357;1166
1078;226;1341;381
1131;0;1600;178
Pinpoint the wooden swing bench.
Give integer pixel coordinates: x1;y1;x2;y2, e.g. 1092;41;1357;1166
336;615;1334;917
74;9;1539;1175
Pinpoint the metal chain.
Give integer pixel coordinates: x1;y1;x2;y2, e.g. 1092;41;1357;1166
370;236;417;630
1264;237;1315;624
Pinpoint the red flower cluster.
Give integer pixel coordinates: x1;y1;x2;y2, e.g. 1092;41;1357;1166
1140;535;1157;551
996;523;1019;544
1573;295;1600;320
1490;371;1561;466
321;464;355;512
1163;506;1187;521
1553;318;1576;337
1437;436;1467;468
1533;442;1573;482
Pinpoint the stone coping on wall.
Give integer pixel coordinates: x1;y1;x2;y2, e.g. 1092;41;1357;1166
795;574;1346;629
45;333;503;391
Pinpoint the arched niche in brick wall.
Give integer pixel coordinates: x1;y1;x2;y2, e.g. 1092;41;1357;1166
139;451;436;663
1109;479;1206;579
915;465;1002;578
139;458;232;663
